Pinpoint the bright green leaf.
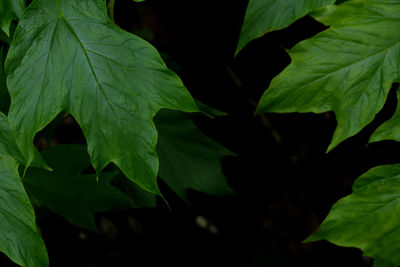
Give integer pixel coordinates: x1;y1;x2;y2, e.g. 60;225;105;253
24;145;137;231
235;0;334;56
305;164;400;267
0;0;24;36
6;0;199;195
256;0;400;151
0;112;48;267
156;110;233;202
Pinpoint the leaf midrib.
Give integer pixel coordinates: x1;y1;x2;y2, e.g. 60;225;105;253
58;15;122;129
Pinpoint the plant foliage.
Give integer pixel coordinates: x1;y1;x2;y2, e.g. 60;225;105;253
0;0;233;265
237;0;400;266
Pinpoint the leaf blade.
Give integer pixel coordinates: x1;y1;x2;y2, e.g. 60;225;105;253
156;110;233;202
0;112;48;267
305;164;400;267
256;0;400;151
24;145;137;231
6;0;199;195
236;0;334;55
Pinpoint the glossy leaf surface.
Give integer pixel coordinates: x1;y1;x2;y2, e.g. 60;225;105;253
6;0;199;195
156;110;233;202
306;164;400;267
236;0;334;55
256;0;400;151
24;145;136;231
0;112;47;267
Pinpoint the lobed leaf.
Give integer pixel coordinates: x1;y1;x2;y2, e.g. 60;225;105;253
235;0;334;55
6;0;199;195
305;164;400;267
0;112;47;267
256;0;400;151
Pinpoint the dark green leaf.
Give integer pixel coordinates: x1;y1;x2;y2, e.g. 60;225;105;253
6;0;199;195
256;0;400;151
236;0;334;55
156;110;233;202
0;0;24;36
112;173;157;208
0;112;47;267
305;164;400;267
24;145;136;232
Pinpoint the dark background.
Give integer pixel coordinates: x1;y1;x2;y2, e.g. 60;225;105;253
3;0;400;266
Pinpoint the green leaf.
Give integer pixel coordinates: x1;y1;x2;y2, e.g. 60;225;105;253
0;0;24;36
194;100;228;117
235;0;334;56
156;110;233;202
0;46;10;114
256;0;400;151
370;89;400;144
24;145;137;231
112;173;157;208
0;112;48;267
305;164;400;267
6;0;199;195
0;84;48;169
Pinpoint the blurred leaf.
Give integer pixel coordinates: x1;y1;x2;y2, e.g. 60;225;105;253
156;110;233;202
0;0;24;36
112;173;157;208
24;145;136;232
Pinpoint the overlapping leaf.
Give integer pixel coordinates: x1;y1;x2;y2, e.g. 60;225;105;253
256;0;400;151
305;164;400;267
0;112;47;267
235;0;334;55
24;145;137;231
0;0;24;36
6;0;199;195
156;110;233;202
